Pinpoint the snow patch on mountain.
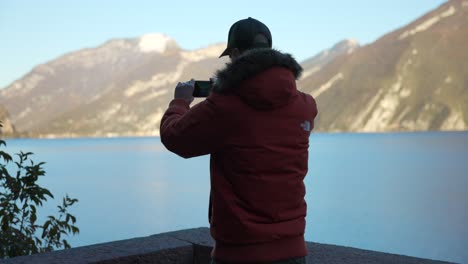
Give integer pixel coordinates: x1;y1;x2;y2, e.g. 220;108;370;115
363;92;400;131
139;33;174;53
141;108;164;135
399;87;411;98
345;39;359;46
399;6;456;40
391;75;403;92
311;73;343;98
394;107;411;124
125;62;187;97
99;103;122;121
301;66;321;80
181;43;226;62
363;76;404;132
401;103;439;130
345;39;359;54
445;76;452;84
350;89;384;131
441;110;466;130
141;89;169;102
125;44;226;98
440;5;456;17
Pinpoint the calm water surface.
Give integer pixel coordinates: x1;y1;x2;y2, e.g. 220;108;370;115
3;132;468;263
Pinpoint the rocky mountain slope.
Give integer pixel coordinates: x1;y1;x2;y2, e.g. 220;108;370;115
0;34;228;137
0;105;16;136
298;0;467;132
0;34;354;138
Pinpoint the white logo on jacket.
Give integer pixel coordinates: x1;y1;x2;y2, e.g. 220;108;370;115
300;121;311;132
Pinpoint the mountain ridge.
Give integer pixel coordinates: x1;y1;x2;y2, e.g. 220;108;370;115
0;35;228;137
297;0;467;132
1;0;466;137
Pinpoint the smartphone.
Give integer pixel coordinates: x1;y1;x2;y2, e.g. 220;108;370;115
193;80;212;97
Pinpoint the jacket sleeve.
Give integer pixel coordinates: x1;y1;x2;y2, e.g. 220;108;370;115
160;95;227;158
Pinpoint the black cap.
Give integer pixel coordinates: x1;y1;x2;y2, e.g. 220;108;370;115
219;17;272;58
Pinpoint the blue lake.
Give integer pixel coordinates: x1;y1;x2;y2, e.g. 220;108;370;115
2;132;468;263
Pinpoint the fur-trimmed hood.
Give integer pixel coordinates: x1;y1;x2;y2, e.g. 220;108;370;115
212;48;303;110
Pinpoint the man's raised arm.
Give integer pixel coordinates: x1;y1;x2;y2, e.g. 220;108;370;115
160;81;227;158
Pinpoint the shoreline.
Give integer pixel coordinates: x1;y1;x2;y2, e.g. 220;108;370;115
2;129;467;140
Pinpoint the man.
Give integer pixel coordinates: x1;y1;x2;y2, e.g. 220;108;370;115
160;17;318;263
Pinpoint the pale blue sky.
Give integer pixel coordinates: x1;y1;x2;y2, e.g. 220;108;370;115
0;0;446;89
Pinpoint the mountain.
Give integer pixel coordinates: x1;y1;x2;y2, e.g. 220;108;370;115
0;33;353;138
1;0;466;137
0;34;228;137
0;105;16;136
300;39;359;80
298;0;467;132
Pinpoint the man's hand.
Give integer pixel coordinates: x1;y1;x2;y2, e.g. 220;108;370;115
174;79;195;105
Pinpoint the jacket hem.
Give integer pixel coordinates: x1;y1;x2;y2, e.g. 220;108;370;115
211;235;307;263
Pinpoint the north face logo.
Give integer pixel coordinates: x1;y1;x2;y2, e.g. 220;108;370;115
300;121;311;132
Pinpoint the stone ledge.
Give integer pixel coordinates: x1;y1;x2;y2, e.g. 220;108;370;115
0;227;456;264
0;232;193;264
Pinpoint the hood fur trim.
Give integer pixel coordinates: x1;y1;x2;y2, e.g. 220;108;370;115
212;48;303;93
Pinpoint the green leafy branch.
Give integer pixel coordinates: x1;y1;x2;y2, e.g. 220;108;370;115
0;121;80;258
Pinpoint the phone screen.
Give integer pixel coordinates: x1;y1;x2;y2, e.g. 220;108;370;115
193;80;212;97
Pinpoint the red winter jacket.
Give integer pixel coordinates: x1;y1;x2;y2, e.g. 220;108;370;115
160;49;318;263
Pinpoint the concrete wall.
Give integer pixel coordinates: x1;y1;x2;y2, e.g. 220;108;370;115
0;227;455;264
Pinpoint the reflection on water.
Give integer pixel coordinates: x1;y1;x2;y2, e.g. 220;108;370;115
3;132;468;263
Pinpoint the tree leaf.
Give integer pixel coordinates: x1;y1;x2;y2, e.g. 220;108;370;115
72;226;80;234
30;212;37;224
70;215;76;224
